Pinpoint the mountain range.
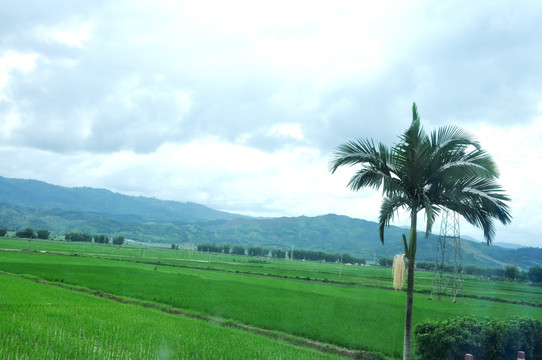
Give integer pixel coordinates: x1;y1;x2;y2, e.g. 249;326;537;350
1;176;540;268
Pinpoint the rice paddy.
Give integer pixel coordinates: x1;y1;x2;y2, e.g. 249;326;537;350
1;238;541;359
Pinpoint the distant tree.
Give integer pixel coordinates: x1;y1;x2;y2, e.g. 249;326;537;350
16;228;36;239
222;244;230;254
65;232;92;242
271;249;286;258
94;234;109;244
325;253;339;263
517;270;527;282
0;227;8;237
208;244;221;253
528;266;542;283
36;229;50;239
504;265;520;281
112;236;124;245
198;244;226;253
415;262;433;271
463;265;478;275
231;245;245;255
379;258;393;267
248;246;264;257
171;243;179;250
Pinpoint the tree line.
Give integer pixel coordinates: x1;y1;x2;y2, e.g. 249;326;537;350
0;227;51;239
196;244;366;264
0;226;125;245
65;231;125;245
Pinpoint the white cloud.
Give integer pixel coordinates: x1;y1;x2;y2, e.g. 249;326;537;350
269;124;304;140
463;117;542;246
0;51;39;92
0;0;541;247
0;111;22;139
37;21;94;48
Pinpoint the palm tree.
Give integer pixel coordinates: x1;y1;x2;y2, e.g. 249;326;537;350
329;103;511;360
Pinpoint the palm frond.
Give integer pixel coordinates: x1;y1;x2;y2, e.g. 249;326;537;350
430;125;480;152
420;193;440;238
441;177;512;243
446;201;497;243
378;194;409;243
329;139;383;173
347;168;386;191
433;148;499;181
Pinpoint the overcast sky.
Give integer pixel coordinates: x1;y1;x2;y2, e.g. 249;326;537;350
1;1;541;247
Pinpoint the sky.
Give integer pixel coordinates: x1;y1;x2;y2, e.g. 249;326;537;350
0;1;541;247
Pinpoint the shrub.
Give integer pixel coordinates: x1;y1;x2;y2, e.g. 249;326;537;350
415;317;542;360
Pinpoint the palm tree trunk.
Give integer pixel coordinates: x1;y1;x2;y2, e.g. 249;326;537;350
403;253;415;360
403;209;417;360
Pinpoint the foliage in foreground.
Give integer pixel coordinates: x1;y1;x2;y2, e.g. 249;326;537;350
415;317;542;360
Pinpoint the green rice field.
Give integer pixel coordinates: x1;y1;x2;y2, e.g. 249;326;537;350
1;238;541;359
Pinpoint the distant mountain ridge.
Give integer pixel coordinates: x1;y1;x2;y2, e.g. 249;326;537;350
1;176;540;268
0;176;242;224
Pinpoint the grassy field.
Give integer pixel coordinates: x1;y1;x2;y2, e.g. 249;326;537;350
1;238;541;359
0;275;348;360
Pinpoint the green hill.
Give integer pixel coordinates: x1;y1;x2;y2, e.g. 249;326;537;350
1;176;540;268
0;176;242;224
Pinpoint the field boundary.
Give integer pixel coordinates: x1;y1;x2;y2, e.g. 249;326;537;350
0;270;381;360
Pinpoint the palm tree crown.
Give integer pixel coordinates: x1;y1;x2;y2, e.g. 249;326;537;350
330;103;511;248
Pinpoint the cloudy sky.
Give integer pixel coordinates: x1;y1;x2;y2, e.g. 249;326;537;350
1;1;541;247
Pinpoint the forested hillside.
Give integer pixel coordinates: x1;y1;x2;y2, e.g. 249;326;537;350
0;176;241;223
1;176;540;268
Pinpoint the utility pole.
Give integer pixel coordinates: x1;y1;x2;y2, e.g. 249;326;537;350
430;209;463;303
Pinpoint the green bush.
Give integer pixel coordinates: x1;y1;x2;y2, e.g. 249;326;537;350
415;317;542;360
